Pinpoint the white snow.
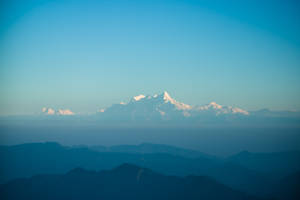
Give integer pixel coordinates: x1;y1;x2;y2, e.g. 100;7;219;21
47;108;55;115
97;91;250;120
195;102;249;115
57;109;74;115
133;95;146;101
42;107;75;115
231;107;249;115
209;102;223;109
42;107;56;115
162;91;173;102
160;91;192;110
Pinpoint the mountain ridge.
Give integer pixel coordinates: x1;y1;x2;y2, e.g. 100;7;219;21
96;91;249;122
11;91;298;124
2;142;299;197
0;163;261;200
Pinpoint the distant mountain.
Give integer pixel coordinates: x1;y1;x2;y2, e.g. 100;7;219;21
96;91;249;122
93;91;300;124
0;142;280;197
0;164;261;200
7;91;298;125
89;143;215;159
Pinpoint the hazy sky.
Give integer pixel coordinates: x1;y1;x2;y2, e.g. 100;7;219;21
1;0;300;115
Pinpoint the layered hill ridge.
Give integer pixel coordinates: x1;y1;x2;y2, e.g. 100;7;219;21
1;142;299;198
0;163;260;200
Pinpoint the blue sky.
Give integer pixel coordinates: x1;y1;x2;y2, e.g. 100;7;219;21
1;0;300;115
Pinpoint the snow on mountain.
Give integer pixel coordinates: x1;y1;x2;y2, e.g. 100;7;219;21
42;107;75;116
57;109;75;115
97;91;249;121
194;102;249;115
38;93;300;123
42;107;56;115
132;95;146;101
160;91;192;110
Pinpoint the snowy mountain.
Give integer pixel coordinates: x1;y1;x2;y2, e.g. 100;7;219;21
38;92;299;124
42;107;75;116
193;102;249;116
97;91;249;122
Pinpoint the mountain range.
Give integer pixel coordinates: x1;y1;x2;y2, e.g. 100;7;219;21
96;91;249;122
40;91;300;124
1;142;299;199
0;163;261;200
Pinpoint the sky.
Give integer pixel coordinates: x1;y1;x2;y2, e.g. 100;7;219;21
1;0;300;115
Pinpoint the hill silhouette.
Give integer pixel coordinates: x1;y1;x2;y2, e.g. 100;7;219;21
0;163;261;200
1;142;299;198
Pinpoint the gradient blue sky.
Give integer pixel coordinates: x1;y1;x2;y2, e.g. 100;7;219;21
1;0;300;115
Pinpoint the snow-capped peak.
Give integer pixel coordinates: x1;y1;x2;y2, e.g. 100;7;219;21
132;94;146;101
57;109;74;115
96;91;249;122
195;102;249;115
230;107;249;115
42;107;75;115
208;102;223;109
42;107;55;115
162;91;173;102
157;91;192;110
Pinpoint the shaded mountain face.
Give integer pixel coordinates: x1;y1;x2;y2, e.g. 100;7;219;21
0;164;260;200
271;171;300;200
